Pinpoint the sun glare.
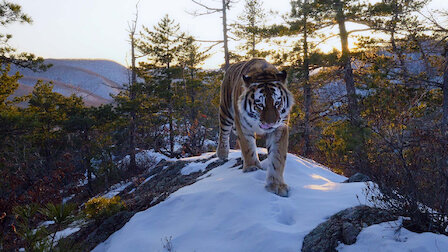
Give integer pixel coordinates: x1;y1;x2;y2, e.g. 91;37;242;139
303;174;340;192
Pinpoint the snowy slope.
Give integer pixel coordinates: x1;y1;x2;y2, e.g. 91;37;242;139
93;149;448;252
9;59;128;106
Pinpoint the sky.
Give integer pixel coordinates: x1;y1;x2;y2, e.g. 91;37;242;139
6;0;448;69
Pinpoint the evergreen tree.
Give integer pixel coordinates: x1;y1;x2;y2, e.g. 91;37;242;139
138;15;184;68
231;0;268;58
0;1;49;71
367;0;429;81
313;0;371;172
137;15;185;156
268;0;337;157
287;0;321;156
178;35;210;121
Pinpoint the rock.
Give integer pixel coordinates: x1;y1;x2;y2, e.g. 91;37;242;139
342;222;360;244
343;172;371;183
61;211;135;251
83;211;135;250
301;205;395;252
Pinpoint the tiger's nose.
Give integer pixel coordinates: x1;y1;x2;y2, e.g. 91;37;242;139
263;108;279;124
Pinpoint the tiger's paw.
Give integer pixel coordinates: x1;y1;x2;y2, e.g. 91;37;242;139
265;181;289;197
216;146;229;160
242;165;260;173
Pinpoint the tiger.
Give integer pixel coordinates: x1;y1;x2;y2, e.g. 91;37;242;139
216;58;294;197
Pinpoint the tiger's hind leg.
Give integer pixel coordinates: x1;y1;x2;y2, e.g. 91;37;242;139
265;125;289;197
217;108;233;160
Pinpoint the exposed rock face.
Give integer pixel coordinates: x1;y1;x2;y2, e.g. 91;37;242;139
343;172;371;183
301;205;396;252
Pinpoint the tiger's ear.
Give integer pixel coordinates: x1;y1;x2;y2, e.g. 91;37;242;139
242;75;252;87
276;70;287;83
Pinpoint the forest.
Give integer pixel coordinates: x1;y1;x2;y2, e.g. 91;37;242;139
1;0;448;250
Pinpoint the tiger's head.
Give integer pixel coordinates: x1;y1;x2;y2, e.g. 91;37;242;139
238;70;294;133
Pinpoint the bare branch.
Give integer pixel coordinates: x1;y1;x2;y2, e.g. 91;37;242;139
192;0;222;11
202;41;222;53
347;28;375;35
186;9;220;16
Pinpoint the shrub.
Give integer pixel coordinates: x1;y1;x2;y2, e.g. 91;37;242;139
12;204;50;252
83;196;126;221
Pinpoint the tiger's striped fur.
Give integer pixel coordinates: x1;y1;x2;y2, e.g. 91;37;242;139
216;59;294;197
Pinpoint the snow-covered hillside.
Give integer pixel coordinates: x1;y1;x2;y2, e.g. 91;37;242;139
92;149;448;252
9;59;128;106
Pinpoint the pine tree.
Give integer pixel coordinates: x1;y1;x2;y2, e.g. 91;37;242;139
0;1;49;71
268;0;334;157
288;0;320;156
314;0;371;172
231;0;267;58
178;36;210;121
367;0;428;81
137;15;185;156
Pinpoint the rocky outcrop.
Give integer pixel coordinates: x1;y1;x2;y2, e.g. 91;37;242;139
343;172;371;183
301;205;396;252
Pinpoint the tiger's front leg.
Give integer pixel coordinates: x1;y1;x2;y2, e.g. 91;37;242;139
265;125;289;197
236;124;261;172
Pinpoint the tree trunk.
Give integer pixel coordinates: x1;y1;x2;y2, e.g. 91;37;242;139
251;30;256;57
335;2;359;125
302;2;312;157
222;0;230;70
129;27;137;171
390;27;409;79
166;64;175;157
169;104;174;156
83;131;93;196
443;43;448;137
390;3;409;79
335;0;368;172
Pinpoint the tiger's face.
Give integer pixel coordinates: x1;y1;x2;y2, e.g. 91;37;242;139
239;71;294;134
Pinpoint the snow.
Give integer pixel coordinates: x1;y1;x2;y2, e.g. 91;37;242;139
179;152;215;162
180;157;218;175
337;218;448;252
54;227;81;241
93;149;448;252
78;171;96;187
38;220;55;227
62;194;75;204
101;181;132;199
141;175;156;186
119;150;172;170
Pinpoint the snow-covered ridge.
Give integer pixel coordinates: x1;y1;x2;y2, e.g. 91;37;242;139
90;149;447;252
9;59;129;106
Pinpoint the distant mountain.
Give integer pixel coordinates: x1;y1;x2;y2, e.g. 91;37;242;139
9;59;130;106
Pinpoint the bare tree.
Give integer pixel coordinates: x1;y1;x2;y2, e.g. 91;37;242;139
190;0;232;70
126;2;140;171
